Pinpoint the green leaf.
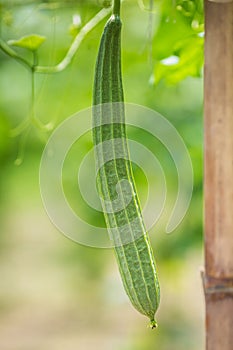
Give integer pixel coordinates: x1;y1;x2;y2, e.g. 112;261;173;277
2;10;13;27
150;0;204;85
153;35;204;85
7;34;46;51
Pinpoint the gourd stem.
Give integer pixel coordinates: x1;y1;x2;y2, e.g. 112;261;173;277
0;38;32;71
113;0;121;16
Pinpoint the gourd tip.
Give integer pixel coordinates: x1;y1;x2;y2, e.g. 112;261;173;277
148;319;158;330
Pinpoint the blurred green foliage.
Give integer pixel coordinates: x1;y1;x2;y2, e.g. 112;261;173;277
0;1;204;350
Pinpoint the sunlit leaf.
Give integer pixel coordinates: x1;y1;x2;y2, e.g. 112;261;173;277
152;0;204;85
154;35;204;85
7;34;46;51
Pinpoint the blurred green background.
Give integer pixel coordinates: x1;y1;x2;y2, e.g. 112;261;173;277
0;1;204;349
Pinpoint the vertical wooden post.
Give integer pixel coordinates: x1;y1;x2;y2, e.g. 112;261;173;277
204;0;233;349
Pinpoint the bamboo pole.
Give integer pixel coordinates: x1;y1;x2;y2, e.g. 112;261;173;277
204;1;233;349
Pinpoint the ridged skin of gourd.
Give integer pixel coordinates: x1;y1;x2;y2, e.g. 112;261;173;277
92;15;160;326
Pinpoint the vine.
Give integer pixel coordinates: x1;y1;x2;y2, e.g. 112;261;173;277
0;7;112;73
0;0;203;163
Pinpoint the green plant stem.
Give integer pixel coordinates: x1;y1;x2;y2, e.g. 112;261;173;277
0;7;111;74
30;50;51;131
35;7;111;73
113;0;121;16
31;52;36;122
0;38;32;70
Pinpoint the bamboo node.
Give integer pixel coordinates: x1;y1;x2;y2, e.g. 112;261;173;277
201;270;233;296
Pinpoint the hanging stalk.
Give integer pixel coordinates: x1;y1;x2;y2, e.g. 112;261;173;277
204;0;233;349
